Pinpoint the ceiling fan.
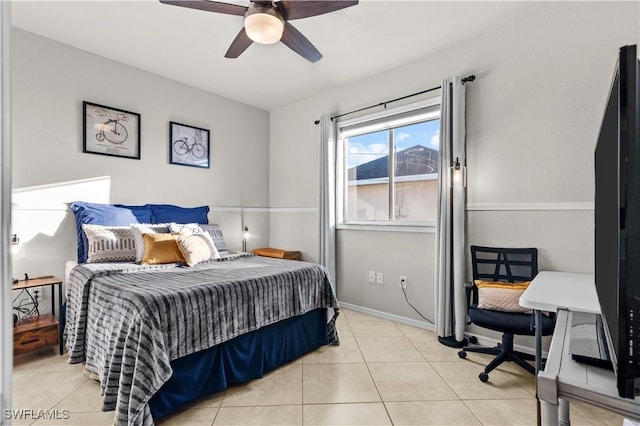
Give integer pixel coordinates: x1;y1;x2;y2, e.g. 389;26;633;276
159;0;359;63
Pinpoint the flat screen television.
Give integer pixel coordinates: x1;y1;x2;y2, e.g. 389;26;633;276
595;44;640;399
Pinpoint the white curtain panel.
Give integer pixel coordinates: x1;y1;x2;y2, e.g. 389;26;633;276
435;77;467;344
435;78;453;339
451;76;467;342
318;114;337;287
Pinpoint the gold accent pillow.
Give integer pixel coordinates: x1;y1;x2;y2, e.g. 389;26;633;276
141;233;185;265
475;280;531;313
176;233;220;267
130;223;171;263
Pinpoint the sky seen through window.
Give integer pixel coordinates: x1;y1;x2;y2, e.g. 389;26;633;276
346;120;440;169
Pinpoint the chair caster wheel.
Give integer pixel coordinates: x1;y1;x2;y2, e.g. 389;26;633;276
458;350;467;359
479;372;489;382
469;336;478;344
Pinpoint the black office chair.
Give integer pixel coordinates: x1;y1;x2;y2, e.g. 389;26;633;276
458;245;555;382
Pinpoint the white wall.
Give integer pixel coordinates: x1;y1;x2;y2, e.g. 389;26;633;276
11;28;271;293
9;2;640;347
269;1;639;340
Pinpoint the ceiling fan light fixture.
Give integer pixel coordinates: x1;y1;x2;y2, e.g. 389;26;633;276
244;5;284;45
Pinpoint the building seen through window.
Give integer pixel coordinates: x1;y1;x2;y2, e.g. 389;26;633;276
343;116;440;224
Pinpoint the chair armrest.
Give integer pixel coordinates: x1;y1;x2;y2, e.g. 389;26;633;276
465;282;477;309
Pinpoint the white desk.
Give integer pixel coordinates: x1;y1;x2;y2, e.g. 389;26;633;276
519;271;598;425
538;310;640;425
520;271;639;425
520;271;600;315
520;271;600;373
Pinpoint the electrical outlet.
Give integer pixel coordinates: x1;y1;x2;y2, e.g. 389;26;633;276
368;271;376;283
399;276;408;289
376;272;384;284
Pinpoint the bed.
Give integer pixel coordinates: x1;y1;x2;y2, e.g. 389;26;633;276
63;202;339;426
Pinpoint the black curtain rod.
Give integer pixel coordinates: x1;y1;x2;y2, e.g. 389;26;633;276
313;74;476;125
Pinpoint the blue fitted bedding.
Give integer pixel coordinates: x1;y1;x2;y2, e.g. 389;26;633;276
149;308;329;420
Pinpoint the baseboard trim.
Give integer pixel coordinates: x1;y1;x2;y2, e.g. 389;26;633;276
337;301;435;332
338;301;544;357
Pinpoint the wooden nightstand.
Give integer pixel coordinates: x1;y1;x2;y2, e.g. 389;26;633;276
12;276;63;356
252;248;301;260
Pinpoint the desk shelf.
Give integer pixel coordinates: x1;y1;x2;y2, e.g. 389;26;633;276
538;310;640;424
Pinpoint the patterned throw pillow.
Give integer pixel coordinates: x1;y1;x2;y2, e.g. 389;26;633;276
176;233;220;267
82;224;137;263
200;224;228;252
475;280;532;313
141;233;185;265
130;223;171;263
70;202;152;264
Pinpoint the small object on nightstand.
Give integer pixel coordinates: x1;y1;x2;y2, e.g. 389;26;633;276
253;247;301;260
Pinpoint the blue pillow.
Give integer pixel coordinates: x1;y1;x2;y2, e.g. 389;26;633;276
148;204;209;224
113;204;155;221
70;202;152;263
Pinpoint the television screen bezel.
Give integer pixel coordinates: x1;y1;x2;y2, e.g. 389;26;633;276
594;43;640;399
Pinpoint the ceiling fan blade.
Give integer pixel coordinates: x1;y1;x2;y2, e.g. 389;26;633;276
159;0;247;16
225;27;253;58
280;22;322;63
278;0;358;20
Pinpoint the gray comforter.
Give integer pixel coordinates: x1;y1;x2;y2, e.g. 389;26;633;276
65;254;339;426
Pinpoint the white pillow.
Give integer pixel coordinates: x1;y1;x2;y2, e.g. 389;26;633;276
130;223;171;263
176;233;220;266
82;224;137;263
169;222;204;236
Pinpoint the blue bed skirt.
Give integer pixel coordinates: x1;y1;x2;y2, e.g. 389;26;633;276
148;308;329;420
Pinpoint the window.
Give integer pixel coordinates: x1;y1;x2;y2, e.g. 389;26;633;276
337;98;441;226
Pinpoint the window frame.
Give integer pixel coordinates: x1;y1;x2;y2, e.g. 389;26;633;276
336;96;442;229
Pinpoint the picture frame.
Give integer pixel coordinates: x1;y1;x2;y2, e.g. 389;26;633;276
169;121;210;169
83;101;141;159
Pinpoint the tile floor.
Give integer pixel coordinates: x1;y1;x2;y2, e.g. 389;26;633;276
11;309;623;425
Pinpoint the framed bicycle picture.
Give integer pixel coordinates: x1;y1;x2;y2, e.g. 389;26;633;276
169;121;210;169
83;101;141;159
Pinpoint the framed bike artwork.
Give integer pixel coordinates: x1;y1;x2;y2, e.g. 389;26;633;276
169;121;210;169
83;101;141;159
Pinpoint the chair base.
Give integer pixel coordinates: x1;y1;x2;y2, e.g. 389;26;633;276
458;333;535;380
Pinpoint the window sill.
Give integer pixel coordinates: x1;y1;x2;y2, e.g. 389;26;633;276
337;223;436;233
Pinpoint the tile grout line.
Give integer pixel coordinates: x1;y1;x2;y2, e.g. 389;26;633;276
301;349;305;426
356;320;397;426
342;309;393;424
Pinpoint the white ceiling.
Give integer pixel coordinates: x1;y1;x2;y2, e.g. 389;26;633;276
12;0;561;111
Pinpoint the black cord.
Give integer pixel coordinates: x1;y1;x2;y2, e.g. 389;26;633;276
12;288;40;320
401;285;434;325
